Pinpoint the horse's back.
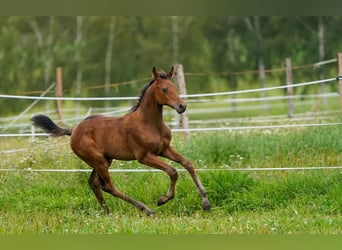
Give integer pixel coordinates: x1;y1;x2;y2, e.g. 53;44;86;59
84;114;105;120
70;115;135;160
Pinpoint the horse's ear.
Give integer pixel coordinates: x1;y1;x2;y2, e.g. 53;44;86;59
168;66;174;79
152;67;159;78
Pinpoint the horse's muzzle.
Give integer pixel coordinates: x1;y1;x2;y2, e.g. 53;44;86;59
177;103;187;114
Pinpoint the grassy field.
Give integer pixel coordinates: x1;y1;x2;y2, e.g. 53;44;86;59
0;119;341;234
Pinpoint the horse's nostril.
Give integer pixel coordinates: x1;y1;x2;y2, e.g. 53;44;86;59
178;104;186;113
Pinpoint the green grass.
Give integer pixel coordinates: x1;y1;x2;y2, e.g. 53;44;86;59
0;170;340;234
0;121;341;234
178;123;342;168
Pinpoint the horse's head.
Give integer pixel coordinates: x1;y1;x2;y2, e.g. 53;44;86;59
152;66;186;114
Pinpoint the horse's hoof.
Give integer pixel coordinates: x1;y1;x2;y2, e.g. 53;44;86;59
157;195;174;206
146;209;155;217
104;207;112;215
157;197;167;206
202;200;211;212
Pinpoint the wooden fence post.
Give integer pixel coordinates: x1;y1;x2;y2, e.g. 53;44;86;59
285;58;294;118
56;67;63;126
338;53;342;113
175;64;190;140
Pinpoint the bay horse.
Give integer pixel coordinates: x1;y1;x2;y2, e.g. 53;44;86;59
31;66;211;216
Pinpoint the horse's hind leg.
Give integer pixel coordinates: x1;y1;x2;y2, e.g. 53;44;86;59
74;144;154;216
95;165;155;216
88;170;111;215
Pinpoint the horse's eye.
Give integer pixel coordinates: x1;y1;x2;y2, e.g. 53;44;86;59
162;87;168;93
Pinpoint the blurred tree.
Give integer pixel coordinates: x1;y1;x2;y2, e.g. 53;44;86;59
1;16;342;116
104;16;116;109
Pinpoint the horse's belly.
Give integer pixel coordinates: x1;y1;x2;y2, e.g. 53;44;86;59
104;150;136;161
101;137;136;161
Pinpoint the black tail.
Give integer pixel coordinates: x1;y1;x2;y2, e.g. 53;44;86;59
31;115;72;136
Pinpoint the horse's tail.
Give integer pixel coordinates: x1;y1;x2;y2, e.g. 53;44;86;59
31;114;72;136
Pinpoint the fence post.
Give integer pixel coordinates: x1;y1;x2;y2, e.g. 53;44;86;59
56;67;63;126
31;123;36;143
285;58;294;118
174;64;190;140
338;53;342;113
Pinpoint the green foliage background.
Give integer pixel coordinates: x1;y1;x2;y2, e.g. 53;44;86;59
1;16;341;114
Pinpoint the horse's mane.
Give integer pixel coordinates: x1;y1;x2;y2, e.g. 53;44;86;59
129;71;168;113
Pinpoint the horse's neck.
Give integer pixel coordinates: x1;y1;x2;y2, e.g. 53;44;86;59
136;92;164;127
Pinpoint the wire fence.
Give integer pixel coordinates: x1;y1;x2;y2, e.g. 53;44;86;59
1;121;342;138
0;77;337;101
10;61;322;96
0;76;340;133
1;63;342;174
0;75;341;137
1;166;341;173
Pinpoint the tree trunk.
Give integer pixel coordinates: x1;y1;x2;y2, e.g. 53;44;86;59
227;16;237;112
245;16;268;111
75;16;83;116
105;17;116;109
172;16;179;65
318;16;327;107
28;17;55;113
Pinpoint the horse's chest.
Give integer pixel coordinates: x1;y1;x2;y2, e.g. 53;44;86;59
147;135;169;154
130;123;171;154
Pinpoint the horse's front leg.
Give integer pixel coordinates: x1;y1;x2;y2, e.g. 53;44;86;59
137;152;178;206
161;146;211;212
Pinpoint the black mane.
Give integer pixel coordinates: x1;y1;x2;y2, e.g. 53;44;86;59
129;71;168;113
129;79;155;112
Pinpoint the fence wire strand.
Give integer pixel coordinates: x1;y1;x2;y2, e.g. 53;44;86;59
0;78;337;101
0;166;341;173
